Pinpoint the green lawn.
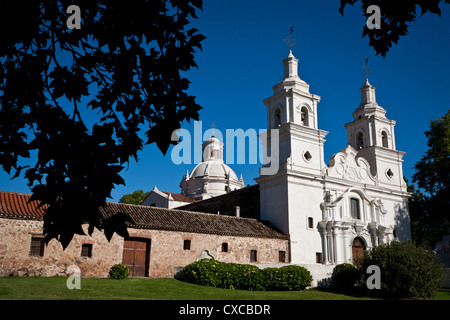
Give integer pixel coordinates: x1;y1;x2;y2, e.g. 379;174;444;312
0;277;449;300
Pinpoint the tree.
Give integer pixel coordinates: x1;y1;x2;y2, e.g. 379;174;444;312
119;190;150;205
339;0;450;57
409;109;450;248
0;0;205;248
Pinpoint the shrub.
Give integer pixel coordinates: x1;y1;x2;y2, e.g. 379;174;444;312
109;264;129;279
264;265;313;291
183;259;223;287
183;259;312;291
362;241;445;299
260;267;279;290
332;263;361;290
183;259;264;290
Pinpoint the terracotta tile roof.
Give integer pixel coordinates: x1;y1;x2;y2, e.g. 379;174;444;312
100;202;288;239
0;191;47;219
160;191;195;203
0;191;288;239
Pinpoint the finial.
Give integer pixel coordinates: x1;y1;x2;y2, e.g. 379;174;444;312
210;121;217;137
284;25;295;51
360;56;370;85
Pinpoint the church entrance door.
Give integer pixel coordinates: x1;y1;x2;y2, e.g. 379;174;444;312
122;238;151;277
352;237;365;266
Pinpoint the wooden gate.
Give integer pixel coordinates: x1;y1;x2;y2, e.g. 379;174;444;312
122;238;150;277
352;237;365;266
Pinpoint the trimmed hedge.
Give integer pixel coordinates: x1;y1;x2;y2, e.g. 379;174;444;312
262;265;313;291
332;263;361;289
182;259;312;291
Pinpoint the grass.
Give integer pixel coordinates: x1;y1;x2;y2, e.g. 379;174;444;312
0;277;449;300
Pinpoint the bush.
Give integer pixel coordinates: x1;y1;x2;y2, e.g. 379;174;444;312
263;265;313;291
183;259;312;291
332;263;361;290
109;264;129;279
260;267;279;290
183;259;264;290
362;241;445;299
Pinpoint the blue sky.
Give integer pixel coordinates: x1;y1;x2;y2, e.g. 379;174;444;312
1;0;449;201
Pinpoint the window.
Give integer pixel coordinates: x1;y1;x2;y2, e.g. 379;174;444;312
307;217;314;229
183;240;191;250
250;250;257;262
350;198;360;219
386;169;394;179
222;243;228;253
316;252;322;263
303;151;312;162
356;132;364;149
81;244;92;258
29;236;45;257
279;251;286;263
274;108;281;128
300;107;309;126
150;203;156;207
381;131;389;148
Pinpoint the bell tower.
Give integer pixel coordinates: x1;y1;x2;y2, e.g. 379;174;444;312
262;50;328;175
344;79;407;189
256;51;328;264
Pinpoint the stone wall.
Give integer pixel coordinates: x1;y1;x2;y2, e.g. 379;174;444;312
0;217;123;278
0;217;289;279
128;228;289;278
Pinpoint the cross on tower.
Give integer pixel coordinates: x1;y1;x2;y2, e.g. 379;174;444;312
284;25;295;50
361;56;371;84
210;121;217;137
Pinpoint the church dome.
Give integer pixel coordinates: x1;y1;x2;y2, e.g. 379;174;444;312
180;135;245;200
190;161;239;181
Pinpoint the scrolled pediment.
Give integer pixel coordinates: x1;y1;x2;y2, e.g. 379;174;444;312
326;145;376;184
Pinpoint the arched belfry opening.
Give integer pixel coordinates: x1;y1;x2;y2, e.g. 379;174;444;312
274;108;281;128
381;131;388;148
300;106;309;127
356;131;364;150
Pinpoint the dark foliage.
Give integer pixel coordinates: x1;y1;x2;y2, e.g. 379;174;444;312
361;241;445;299
409;109;450;248
0;0;205;248
332;263;361;290
339;0;450;56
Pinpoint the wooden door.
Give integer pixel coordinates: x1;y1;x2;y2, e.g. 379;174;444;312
352;237;365;266
122;238;150;277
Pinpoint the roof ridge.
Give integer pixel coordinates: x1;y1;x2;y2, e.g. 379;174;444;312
0;191;288;240
107;201;256;221
0;190;33;196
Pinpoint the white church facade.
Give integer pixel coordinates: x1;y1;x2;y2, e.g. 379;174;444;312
0;50;411;282
255;51;411;266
